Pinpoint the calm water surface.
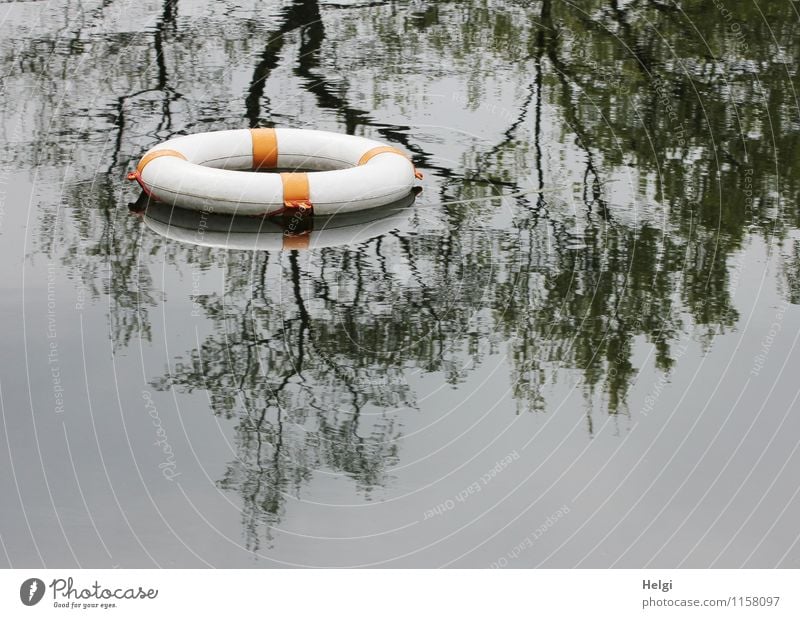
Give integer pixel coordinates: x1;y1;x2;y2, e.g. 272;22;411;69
1;0;799;567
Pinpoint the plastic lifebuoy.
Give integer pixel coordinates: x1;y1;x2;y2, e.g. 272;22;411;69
127;128;422;216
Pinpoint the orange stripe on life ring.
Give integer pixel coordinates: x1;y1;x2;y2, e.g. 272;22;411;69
280;172;312;211
358;146;407;166
251;128;278;169
136;149;187;174
282;231;311;250
358;146;423;179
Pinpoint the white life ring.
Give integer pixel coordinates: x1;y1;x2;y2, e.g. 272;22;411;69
127;128;422;216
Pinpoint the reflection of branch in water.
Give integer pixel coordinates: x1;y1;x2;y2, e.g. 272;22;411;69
153;0;181;136
534;51;546;208
288;251;310;380
540;0;610;221
109;0;182;172
218;389;289;551
473;79;536;172
245;0;311;127
608;0;653;75
293;3;369;134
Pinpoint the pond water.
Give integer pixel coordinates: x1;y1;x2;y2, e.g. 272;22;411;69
1;0;799;567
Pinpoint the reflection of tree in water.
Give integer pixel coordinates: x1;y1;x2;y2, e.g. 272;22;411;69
11;0;800;547
152;213;494;546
